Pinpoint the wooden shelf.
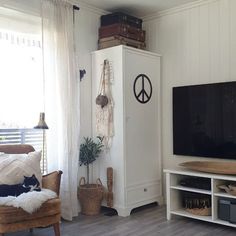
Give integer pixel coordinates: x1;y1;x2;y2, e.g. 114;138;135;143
170;185;211;195
214;219;236;228
165;169;236;228
170;209;212;222
214;192;236;199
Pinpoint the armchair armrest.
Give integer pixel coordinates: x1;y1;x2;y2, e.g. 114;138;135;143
42;171;63;196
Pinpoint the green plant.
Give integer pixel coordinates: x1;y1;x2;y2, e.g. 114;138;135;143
79;137;103;184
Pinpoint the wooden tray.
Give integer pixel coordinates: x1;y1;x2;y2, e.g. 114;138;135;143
179;161;236;175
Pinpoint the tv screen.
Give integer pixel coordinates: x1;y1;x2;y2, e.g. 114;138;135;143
173;81;236;159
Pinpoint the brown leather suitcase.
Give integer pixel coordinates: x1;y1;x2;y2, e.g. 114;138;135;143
98;36;146;50
99;24;145;42
101;12;142;29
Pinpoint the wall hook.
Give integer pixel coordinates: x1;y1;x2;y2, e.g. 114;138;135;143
80;69;86;81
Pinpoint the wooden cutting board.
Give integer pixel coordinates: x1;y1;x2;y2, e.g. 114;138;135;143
179;161;236;175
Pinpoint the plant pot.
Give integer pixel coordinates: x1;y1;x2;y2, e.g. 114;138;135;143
78;177;104;215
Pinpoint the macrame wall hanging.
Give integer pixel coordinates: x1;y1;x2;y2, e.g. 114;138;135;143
95;59;114;149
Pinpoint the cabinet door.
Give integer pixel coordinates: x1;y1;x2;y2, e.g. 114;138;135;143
124;49;161;187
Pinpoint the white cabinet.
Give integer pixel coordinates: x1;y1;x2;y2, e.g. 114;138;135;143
92;46;163;216
164;169;236;228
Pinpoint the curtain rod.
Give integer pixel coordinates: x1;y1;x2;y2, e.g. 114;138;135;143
73;5;80;11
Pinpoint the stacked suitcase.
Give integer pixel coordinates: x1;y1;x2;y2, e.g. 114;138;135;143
98;12;146;50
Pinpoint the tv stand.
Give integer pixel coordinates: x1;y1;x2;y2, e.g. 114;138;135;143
164;168;236;227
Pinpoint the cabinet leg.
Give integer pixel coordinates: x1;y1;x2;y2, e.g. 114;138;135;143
116;207;132;217
167;212;172;220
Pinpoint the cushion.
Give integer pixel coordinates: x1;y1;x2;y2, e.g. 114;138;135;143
0;151;42;186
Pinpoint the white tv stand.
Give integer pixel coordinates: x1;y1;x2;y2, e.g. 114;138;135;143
164;168;236;228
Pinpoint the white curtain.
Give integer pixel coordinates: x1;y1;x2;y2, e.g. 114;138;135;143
41;0;80;221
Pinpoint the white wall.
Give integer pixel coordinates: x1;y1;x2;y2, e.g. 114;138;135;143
74;4;105;180
75;6;102;138
144;0;236;170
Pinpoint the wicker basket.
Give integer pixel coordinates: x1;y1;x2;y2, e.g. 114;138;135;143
186;207;211;216
182;192;211;216
78;177;104;215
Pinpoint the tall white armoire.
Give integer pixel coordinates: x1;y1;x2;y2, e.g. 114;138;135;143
92;45;163;216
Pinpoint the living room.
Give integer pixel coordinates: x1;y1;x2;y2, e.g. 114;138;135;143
0;0;236;235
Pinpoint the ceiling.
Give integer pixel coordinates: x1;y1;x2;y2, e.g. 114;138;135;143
80;0;200;17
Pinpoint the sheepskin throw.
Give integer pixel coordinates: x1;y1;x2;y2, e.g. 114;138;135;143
0;189;56;213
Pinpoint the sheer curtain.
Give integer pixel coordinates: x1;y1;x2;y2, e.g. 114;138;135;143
41;0;80;221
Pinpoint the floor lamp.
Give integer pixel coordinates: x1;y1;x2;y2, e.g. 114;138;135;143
34;112;49;174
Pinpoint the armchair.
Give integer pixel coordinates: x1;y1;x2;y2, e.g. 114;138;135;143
0;144;62;236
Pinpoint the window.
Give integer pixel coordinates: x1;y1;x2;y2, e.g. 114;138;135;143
0;6;43;128
0;30;43;128
0;6;46;172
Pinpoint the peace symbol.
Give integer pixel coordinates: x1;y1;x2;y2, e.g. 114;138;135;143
133;74;152;104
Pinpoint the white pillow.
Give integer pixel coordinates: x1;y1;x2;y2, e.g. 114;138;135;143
0;151;42;186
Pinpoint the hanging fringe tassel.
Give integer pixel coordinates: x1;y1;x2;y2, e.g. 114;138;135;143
95;60;114;149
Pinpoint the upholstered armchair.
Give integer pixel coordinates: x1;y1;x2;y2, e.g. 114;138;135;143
0;144;62;236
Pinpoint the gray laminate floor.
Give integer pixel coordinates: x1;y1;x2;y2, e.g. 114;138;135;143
8;205;236;236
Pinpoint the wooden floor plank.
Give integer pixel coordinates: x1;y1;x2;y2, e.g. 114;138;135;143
7;205;236;236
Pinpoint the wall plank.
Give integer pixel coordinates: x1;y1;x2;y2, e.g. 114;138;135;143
219;0;230;81
75;8;101;139
230;0;236;80
199;3;210;83
74;7;102;186
145;0;236;172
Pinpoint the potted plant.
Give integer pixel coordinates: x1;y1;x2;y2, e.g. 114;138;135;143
78;137;104;215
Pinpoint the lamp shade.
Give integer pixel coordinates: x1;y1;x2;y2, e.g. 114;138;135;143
34;112;49;129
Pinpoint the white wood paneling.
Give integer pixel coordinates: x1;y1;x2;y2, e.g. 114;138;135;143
74;7;102;186
199;3;210;83
145;0;236;173
209;1;220;83
75;8;100;139
230;0;236;80
143;19;158;52
219;0;230;81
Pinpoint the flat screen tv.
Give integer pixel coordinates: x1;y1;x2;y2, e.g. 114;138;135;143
173;81;236;159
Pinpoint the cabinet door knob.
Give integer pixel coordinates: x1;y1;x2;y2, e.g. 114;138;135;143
144;188;147;192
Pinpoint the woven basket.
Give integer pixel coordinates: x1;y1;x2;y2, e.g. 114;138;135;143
78;177;104;215
182;192;211;216
186;207;211;216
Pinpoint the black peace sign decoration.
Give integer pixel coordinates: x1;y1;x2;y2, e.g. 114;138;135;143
133;74;152;104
